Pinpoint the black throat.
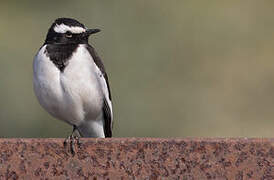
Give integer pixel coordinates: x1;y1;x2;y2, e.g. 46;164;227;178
44;43;79;72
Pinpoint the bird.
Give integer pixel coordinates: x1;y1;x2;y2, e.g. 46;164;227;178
33;18;113;152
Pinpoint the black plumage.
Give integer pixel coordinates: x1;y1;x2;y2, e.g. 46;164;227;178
44;44;78;72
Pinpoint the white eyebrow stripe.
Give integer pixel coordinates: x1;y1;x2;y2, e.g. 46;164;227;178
53;23;86;34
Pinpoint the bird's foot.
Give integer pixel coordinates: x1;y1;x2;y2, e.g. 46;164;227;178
63;135;82;156
73;135;83;149
64;126;82;156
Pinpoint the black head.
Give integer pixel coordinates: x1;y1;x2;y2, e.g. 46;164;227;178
44;18;100;45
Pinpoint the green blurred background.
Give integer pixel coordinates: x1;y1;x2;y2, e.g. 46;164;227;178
0;1;273;138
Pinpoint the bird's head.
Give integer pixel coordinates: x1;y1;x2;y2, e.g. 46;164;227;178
45;18;100;45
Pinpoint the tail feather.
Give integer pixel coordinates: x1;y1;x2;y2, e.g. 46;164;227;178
76;120;105;138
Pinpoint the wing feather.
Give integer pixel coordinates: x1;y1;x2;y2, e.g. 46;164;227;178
86;44;113;137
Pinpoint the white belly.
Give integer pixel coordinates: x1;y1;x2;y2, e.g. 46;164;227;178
33;45;103;126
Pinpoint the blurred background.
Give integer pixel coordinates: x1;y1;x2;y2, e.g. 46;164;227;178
0;1;274;138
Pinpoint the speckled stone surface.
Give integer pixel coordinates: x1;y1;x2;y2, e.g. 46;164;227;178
0;138;273;179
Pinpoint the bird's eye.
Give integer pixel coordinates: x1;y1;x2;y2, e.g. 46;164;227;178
65;32;72;38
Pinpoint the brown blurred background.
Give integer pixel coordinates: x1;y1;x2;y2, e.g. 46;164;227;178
0;1;273;137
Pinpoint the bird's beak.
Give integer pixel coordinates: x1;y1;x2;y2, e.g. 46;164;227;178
85;28;101;36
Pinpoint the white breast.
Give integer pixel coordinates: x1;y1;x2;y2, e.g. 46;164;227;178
33;45;104;126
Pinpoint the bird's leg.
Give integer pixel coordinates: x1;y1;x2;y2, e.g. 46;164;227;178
64;125;81;156
73;127;82;147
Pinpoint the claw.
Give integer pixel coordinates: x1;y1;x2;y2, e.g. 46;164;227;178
63;125;81;156
70;136;76;156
